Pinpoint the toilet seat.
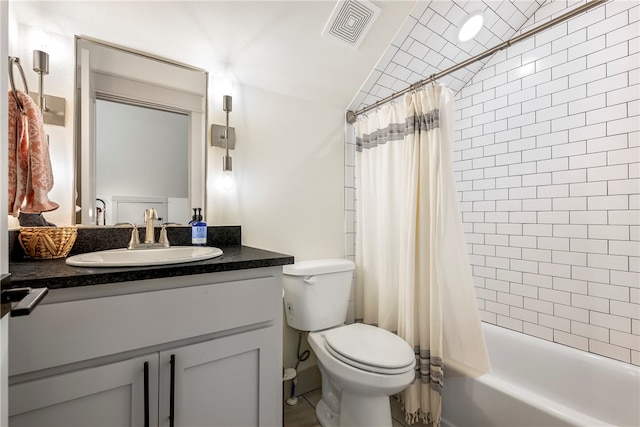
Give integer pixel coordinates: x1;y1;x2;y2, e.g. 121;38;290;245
322;324;415;375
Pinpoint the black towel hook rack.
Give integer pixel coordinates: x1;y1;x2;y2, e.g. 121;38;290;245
8;56;29;114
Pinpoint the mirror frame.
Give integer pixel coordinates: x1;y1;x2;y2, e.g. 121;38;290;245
73;36;208;225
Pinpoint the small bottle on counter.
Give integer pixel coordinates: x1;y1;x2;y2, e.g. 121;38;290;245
191;208;207;246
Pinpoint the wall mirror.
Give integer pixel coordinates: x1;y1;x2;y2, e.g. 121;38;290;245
74;36;208;226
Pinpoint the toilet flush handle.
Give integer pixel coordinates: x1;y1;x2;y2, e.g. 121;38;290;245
303;276;317;285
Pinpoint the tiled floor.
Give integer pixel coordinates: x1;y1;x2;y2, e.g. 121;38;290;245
283;389;429;427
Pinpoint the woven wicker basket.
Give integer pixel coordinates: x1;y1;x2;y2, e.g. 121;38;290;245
18;227;78;259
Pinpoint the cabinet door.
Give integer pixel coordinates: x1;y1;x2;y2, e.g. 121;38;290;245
9;354;159;427
159;326;281;427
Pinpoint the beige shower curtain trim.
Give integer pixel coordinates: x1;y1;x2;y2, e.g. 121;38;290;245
346;0;608;123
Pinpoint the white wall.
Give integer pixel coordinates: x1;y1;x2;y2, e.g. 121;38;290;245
208;83;346;260
7;25;75;227
208;83;347;371
452;1;639;365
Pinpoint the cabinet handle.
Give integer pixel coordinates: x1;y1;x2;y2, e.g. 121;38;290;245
0;284;48;318
144;361;150;427
170;354;175;427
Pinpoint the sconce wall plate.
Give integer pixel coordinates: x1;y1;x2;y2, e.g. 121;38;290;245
211;124;236;149
29;92;66;126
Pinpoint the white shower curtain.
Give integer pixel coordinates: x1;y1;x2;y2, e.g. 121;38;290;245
355;85;490;426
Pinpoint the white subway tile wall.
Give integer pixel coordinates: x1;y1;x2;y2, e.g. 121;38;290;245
345;126;357;324
452;0;639;364
345;0;640;365
349;1;547;112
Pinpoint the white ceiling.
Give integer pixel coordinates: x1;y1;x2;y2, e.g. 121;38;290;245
9;1;549;114
8;0;416;110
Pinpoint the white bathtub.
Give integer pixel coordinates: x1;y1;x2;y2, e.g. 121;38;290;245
442;323;640;427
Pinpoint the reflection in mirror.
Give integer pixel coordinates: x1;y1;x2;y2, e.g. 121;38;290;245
95;99;189;225
74;36;208;225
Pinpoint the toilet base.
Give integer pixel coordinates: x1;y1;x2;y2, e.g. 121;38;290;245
315;392;393;427
315;399;338;427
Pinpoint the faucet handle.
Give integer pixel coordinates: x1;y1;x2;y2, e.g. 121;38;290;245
127;224;141;250
158;224;170;248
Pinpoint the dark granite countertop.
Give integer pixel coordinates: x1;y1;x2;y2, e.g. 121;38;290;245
9;245;294;289
7;225;293;289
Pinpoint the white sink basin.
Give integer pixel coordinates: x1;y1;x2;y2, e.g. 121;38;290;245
65;246;223;267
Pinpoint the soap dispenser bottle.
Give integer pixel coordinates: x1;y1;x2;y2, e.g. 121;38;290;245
191;208;207;246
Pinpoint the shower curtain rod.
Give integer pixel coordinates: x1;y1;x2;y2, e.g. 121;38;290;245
346;0;608;123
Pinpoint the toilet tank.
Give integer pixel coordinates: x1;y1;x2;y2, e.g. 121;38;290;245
282;259;355;331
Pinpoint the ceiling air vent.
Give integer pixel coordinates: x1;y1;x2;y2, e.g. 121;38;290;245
322;0;381;49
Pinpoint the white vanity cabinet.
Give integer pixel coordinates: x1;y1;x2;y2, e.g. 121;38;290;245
9;353;160;426
7;267;283;427
159;327;277;427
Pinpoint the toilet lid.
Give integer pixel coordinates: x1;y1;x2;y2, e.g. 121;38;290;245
323;324;415;375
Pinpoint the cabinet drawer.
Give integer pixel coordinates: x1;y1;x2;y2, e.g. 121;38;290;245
10;275;280;376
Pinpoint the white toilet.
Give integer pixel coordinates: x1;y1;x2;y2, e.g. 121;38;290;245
283;259;415;427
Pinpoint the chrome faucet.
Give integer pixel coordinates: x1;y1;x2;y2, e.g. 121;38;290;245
144;208;158;244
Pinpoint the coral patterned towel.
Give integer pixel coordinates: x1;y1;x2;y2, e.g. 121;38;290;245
7;90;58;216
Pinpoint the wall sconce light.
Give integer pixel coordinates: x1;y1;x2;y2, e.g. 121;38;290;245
29;28;65;126
211;95;236;191
33;49;49;114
